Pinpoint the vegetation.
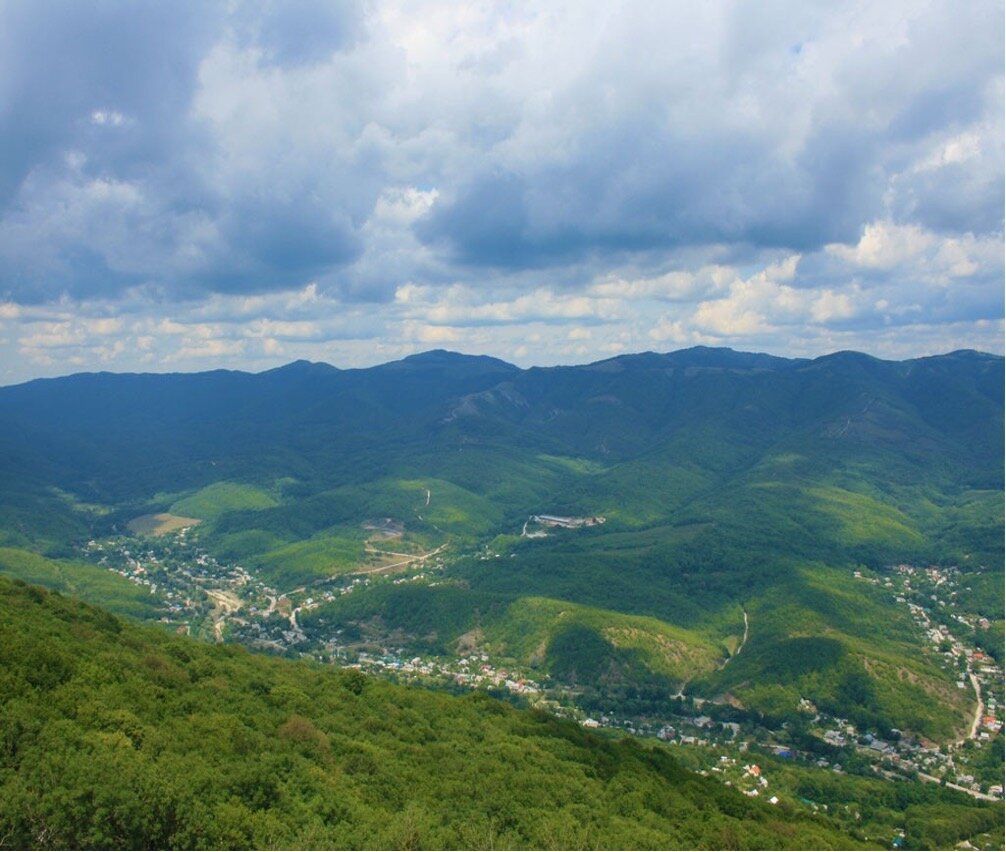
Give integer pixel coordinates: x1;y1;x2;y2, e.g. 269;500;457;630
170;482;279;520
0;348;1001;847
0;547;161;620
669;744;1004;851
0;578;871;850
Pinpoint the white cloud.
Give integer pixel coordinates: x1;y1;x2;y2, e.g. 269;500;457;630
400;286;621;327
827;221;934;270
0;0;1000;381
588;266;734;302
90;110;126;127
169;338;246;361
826;219;1002;286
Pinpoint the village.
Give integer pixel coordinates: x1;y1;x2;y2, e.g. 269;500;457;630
81;527;1002;808
852;563;1004;798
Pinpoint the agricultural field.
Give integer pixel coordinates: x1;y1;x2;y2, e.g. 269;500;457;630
127;513;202;536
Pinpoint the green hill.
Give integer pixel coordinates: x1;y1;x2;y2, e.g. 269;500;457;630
0;347;1001;747
0;578;871;850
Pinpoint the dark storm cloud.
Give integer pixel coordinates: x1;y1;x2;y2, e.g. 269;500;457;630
0;0;220;208
890;161;1005;236
417;125;879;268
416;6;1002;271
0;0;369;303
208;195;363;295
414;0;1002;273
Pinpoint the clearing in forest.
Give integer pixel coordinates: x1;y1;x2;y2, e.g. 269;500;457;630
127;513;202;536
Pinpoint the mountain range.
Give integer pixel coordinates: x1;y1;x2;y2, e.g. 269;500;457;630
0;346;1002;848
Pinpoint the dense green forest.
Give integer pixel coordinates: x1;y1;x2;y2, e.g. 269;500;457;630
0;577;878;850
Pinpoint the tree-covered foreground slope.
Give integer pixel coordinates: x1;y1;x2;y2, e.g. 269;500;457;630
0;577;870;850
0;347;1001;740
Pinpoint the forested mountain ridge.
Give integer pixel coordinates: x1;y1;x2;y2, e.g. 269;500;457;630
1;347;999;500
0;347;1001;761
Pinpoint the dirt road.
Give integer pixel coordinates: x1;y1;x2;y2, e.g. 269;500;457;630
354;543;448;576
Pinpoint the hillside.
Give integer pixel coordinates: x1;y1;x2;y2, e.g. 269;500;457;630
0;577;873;850
0;347;1001;749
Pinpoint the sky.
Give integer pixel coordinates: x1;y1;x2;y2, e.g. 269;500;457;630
0;0;1002;383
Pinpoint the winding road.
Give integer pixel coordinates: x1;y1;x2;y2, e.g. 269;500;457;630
738;609;749;656
675;608;750;698
719;608;750;670
205;588;242;642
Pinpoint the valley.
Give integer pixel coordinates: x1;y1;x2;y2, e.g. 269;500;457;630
0;347;1002;849
2;4;1000;846
73;512;1005;809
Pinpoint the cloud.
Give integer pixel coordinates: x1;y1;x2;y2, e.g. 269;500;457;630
415;2;1003;266
588;266;736;303
0;0;999;382
230;0;366;67
825;220;1003;293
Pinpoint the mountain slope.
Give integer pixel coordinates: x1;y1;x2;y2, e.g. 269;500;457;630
0;578;867;850
0;347;1000;741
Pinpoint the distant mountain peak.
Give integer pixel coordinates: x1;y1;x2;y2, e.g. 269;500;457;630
263;359;339;375
380;350;517;371
585;346;803;372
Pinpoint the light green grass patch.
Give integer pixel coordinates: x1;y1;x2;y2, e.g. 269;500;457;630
254;533;367;586
127;513;202;536
535;455;607;475
170;481;279;520
395;479;502;535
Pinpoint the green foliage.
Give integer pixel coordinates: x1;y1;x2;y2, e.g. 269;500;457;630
487;595;724;684
694;565;974;739
0;547;160;620
252;532;366;587
0;349;1001;773
212;477;498;545
0;579;870;850
170;481;279;520
958;572;1006;621
672;743;1004;851
0;486;90;555
302;583;495;653
807;486;925;549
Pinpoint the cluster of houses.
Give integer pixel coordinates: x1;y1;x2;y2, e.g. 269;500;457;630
852;563;1005;797
350;651;543;696
696;757;781;805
